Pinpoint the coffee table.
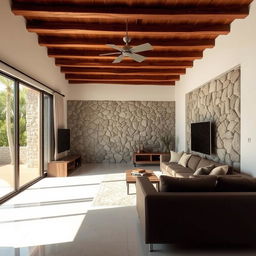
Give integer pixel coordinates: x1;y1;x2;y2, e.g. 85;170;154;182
125;169;160;194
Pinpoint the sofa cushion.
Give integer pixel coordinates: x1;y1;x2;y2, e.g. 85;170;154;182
187;155;202;171
169;151;183;163
197;158;221;170
167;163;194;174
216;176;256;192
175;172;194;178
193;165;215;175
178;153;191;167
209;165;229;176
160;175;217;192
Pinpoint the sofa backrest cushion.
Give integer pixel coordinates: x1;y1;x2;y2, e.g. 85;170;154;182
196;158;222;170
216;176;256;192
187;155;202;171
160;175;217;192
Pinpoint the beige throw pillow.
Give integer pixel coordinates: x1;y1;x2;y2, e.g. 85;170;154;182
169;151;184;163
178;153;191;167
193;165;215;175
209;165;229;176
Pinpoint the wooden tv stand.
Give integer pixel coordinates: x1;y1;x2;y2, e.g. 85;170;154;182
133;152;169;167
47;154;81;177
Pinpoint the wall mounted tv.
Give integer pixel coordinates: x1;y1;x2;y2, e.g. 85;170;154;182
58;128;70;153
191;121;212;155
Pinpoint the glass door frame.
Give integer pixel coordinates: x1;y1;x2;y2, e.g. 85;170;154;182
0;70;51;203
18;82;43;189
43;92;54;174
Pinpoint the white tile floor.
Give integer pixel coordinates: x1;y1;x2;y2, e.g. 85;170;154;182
0;163;256;256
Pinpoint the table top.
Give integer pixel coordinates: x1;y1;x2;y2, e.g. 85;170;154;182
125;169;160;183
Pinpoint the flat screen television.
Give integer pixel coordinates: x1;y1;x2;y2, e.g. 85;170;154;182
191;121;212;155
58;128;70;153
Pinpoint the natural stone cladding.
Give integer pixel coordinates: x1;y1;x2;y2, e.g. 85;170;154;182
26;88;40;168
67;101;175;163
186;67;240;170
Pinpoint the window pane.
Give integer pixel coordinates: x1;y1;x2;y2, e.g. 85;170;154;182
19;84;41;187
0;75;15;198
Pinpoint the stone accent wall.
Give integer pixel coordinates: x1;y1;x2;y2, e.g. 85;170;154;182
67;101;175;163
25;89;40;168
186;67;240;169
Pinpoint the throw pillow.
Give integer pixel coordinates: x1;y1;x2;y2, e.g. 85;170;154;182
193;165;215;175
178;153;191;167
169;151;183;163
216;176;256;192
209;165;229;176
160;175;217;192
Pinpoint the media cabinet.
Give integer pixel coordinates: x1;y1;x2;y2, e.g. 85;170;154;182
47;154;81;177
133;152;170;167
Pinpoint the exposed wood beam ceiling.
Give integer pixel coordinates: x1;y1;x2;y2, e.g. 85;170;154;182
12;0;252;86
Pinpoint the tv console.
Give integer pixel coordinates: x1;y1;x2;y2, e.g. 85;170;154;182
133;152;170;167
47;154;81;177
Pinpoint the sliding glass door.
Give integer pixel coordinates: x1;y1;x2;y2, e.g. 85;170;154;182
0;71;54;201
19;84;41;187
0;75;15;198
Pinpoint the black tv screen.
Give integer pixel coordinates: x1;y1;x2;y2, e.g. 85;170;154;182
58;129;70;153
191;122;211;155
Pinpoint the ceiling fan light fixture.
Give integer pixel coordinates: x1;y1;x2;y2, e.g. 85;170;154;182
100;20;153;64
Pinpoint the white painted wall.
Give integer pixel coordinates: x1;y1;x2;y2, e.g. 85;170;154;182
68;83;175;101
0;0;68;124
175;1;256;175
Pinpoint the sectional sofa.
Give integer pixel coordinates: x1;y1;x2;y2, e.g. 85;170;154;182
136;175;256;252
160;153;233;177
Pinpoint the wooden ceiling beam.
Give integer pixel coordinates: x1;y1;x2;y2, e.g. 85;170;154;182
27;21;230;36
12;3;249;20
38;36;215;49
48;49;203;59
55;58;194;68
68;80;175;86
65;74;180;80
60;67;186;75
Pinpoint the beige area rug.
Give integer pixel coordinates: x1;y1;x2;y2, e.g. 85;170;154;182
92;173;136;207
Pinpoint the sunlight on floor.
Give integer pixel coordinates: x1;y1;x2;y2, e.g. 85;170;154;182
0;164;40;198
1;164;256;256
0;172;106;248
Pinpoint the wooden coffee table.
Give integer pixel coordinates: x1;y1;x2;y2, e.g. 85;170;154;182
125;169;160;194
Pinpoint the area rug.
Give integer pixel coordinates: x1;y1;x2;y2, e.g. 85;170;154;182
92;171;161;207
92;172;136;207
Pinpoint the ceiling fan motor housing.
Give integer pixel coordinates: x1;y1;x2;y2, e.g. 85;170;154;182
123;36;131;44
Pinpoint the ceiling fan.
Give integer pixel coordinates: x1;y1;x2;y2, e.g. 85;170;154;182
99;20;153;63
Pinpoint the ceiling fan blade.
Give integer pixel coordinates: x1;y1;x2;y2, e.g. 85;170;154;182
106;44;123;52
112;54;124;63
99;52;121;56
131;43;153;53
127;53;145;63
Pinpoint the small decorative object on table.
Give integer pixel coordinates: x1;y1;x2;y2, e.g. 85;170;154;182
126;169;160;194
131;168;146;176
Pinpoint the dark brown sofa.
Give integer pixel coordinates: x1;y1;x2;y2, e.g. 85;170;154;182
160;153;231;177
136;176;256;251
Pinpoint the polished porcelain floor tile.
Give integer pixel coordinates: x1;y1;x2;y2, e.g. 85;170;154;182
0;163;256;256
